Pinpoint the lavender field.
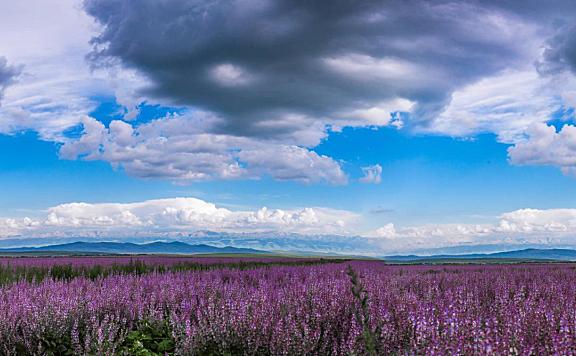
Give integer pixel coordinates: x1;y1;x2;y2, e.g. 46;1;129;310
1;258;575;355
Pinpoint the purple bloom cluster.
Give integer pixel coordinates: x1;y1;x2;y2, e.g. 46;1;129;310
0;255;302;268
0;260;575;354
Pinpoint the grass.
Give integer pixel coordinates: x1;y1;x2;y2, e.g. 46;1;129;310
0;257;350;286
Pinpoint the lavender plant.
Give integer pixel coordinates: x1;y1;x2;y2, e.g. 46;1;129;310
0;260;574;354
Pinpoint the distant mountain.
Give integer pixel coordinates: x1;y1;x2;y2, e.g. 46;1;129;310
0;232;384;256
0;241;266;255
384;248;576;262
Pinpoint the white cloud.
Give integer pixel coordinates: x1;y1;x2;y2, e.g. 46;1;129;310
508;123;576;176
4;200;576;255
60;114;347;184
237;145;347;184
0;0;98;139
359;164;382;184
369;223;397;239
334;98;413;129
323;54;428;82
210;63;255;87
423;68;576;179
0;217;39;237
59;116;106;159
4;202;576;255
0;0;151;139
498;208;576;233
425;69;562;143
0;197;360;238
369;208;576;253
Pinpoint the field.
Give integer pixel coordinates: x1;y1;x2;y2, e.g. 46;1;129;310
0;257;575;354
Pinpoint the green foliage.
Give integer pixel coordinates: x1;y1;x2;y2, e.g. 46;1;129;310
41;338;76;356
0;258;345;286
192;337;248;356
346;265;380;356
120;320;175;355
20;331;77;356
49;264;76;281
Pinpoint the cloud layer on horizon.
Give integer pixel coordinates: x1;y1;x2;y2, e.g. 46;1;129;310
368;208;576;253
2;197;576;254
0;197;359;238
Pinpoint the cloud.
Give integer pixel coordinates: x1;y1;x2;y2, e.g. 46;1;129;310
0;217;38;238
74;0;576;184
369;207;395;215
0;197;359;238
60;114;347;184
0;0;149;140
5;202;576;255
237;146;347;184
369;208;576;253
369;223;397;239
0;0;97;139
66;0;576;183
359;164;382;184
0;57;21;104
536;24;576;76
82;0;540;141
210;63;255;87
424;70;561;143
3;0;576;185
508;123;576;176
498;208;576;233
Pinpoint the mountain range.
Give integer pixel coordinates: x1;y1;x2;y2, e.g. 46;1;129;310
1;241;576;261
383;248;576;262
0;241;265;255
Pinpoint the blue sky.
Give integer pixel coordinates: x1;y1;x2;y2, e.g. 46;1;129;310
1;0;576;254
4;121;576;225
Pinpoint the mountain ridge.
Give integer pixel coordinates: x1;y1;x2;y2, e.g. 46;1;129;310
384;248;576;261
0;241;266;255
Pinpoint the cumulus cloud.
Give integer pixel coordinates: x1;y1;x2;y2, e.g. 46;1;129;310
0;217;38;238
498;208;576;233
359;164;382;184
508;123;576;176
237;146;347;184
369;208;576;253
60;114;346;184
4;202;576;255
0;197;359;238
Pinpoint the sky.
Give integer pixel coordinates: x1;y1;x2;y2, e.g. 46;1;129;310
1;0;576;255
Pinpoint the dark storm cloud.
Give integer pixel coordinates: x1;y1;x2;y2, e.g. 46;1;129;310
0;57;20;103
537;26;576;76
82;0;571;138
